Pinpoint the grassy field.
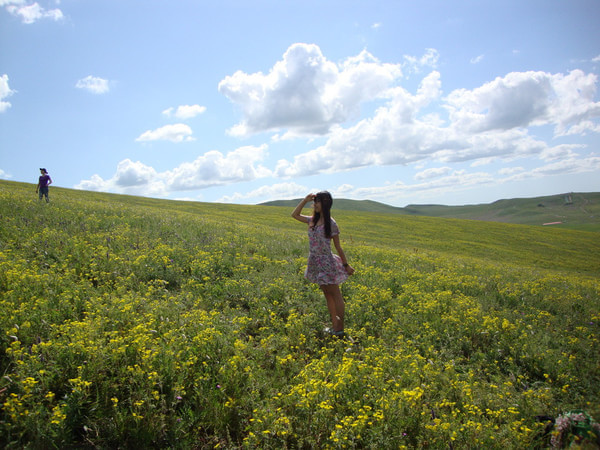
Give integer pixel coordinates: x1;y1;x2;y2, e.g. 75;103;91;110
1;180;599;448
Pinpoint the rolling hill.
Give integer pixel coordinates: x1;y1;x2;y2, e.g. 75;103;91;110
261;191;600;231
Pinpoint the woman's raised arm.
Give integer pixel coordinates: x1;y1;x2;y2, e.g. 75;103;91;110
291;194;314;223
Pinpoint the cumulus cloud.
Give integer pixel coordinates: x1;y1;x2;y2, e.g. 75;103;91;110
76;76;110;94
275;67;600;179
0;168;12;179
0;74;15;112
4;1;63;24
75;145;271;196
446;70;600;135
162;104;207;119
75;160;167;197
112;159;158;187
136;124;194;143
165;145;271;190
275;71;451;177
75;160;163;195
75;47;599;203
446;72;553;132
218;43;403;137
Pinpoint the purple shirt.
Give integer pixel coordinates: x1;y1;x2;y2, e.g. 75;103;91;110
39;174;51;187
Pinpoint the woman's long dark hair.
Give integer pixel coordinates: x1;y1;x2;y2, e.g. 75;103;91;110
312;191;333;238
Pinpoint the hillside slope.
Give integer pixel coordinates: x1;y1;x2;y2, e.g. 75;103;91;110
2;180;599;275
262;192;600;231
1;179;599;448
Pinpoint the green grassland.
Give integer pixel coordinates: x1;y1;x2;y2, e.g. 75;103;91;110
264;192;600;231
1;179;599;448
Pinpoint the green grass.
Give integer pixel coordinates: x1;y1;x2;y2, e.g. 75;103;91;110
1;179;599;448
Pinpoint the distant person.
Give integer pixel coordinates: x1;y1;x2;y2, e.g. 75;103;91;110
36;168;52;202
292;191;355;338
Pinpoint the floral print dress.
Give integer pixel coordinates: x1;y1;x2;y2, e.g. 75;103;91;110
305;218;349;286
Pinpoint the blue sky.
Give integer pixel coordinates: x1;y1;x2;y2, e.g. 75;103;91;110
1;0;599;206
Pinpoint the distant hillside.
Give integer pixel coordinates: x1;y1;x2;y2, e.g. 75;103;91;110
261;192;600;231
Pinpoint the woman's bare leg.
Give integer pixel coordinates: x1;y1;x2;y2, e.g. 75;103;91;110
321;284;345;332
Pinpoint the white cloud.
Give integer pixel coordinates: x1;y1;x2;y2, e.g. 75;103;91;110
470;157;497;167
498;166;525;176
0;168;12;179
335;184;354;195
275;71;452;177
275;67;600;179
220;181;359;204
561;119;600;135
135;124;194;143
162;104;207;119
5;1;63;24
445;70;600;135
550;70;600;135
529;156;600;177
435;129;547;163
112;159;159;188
446;71;554;132
165;145;271;190
346;170;496;204
501;156;600;182
75;76;110;94
218;181;308;203
0;74;15;112
402;48;440;75
539;144;583;161
414;167;452;180
75;174;107;192
73;47;599;204
75;160;167;197
75;145;271;196
592;55;600;63
470;54;484;64
218;43;403;137
233;150;599;206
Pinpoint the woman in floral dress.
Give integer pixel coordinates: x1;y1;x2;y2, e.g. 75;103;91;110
292;191;355;338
